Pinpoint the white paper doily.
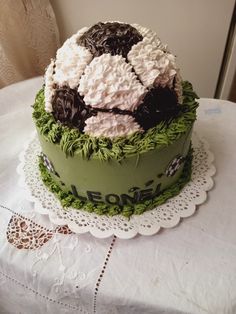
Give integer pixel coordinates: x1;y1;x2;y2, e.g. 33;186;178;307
17;132;215;239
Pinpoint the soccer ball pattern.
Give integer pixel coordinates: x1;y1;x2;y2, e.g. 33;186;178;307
44;22;183;138
165;155;185;177
41;153;56;174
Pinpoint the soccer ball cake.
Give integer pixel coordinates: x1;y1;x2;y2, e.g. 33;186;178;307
33;22;198;217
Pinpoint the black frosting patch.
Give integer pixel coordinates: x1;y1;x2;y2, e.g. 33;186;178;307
52;87;95;132
134;86;181;130
77;22;143;58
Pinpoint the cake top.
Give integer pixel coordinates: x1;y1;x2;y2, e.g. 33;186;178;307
44;22;183;138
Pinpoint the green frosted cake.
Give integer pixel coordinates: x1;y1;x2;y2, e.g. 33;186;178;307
33;22;198;217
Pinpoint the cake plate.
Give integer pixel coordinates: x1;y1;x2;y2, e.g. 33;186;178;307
17;132;215;239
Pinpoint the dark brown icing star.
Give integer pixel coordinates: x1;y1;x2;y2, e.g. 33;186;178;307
77;22;143;58
133;86;181;130
52;87;94;132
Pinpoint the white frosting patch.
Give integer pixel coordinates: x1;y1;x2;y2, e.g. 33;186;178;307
78;54;146;111
53;27;93;89
132;23;168;51
84;112;142;138
128;37;177;88
44;59;55;112
174;70;183;104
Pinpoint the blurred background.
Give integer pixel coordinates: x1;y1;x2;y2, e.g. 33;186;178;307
0;0;235;100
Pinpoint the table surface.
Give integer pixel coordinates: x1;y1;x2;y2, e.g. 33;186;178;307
0;77;236;314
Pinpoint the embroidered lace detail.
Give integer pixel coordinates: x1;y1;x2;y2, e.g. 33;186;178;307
0;270;88;313
0;204;101;314
17;132;215;239
56;225;73;235
6;214;53;249
6;211;73;249
93;235;117;313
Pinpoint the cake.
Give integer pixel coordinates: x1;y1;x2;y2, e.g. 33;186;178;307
33;22;198;217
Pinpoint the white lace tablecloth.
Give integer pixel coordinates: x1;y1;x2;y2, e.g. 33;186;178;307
1;77;236;314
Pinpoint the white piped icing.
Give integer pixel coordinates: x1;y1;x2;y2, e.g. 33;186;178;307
128;37;178;88
132;23;168;51
44;59;55;112
84;112;142;138
175;70;183;104
78;54;146;111
53;27;92;89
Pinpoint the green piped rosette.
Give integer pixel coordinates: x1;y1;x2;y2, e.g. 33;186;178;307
33;81;198;218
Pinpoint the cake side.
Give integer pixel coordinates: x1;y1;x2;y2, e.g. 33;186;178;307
37;125;192;204
38;145;193;217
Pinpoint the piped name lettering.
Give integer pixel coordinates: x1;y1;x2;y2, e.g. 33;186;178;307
71;182;162;205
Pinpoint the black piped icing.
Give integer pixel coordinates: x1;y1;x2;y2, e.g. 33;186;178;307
52;87;95;132
133;86;180;130
77;22;143;58
52;85;180;132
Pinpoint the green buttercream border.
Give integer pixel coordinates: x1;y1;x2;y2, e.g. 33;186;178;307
33;81;198;161
38;147;193;218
